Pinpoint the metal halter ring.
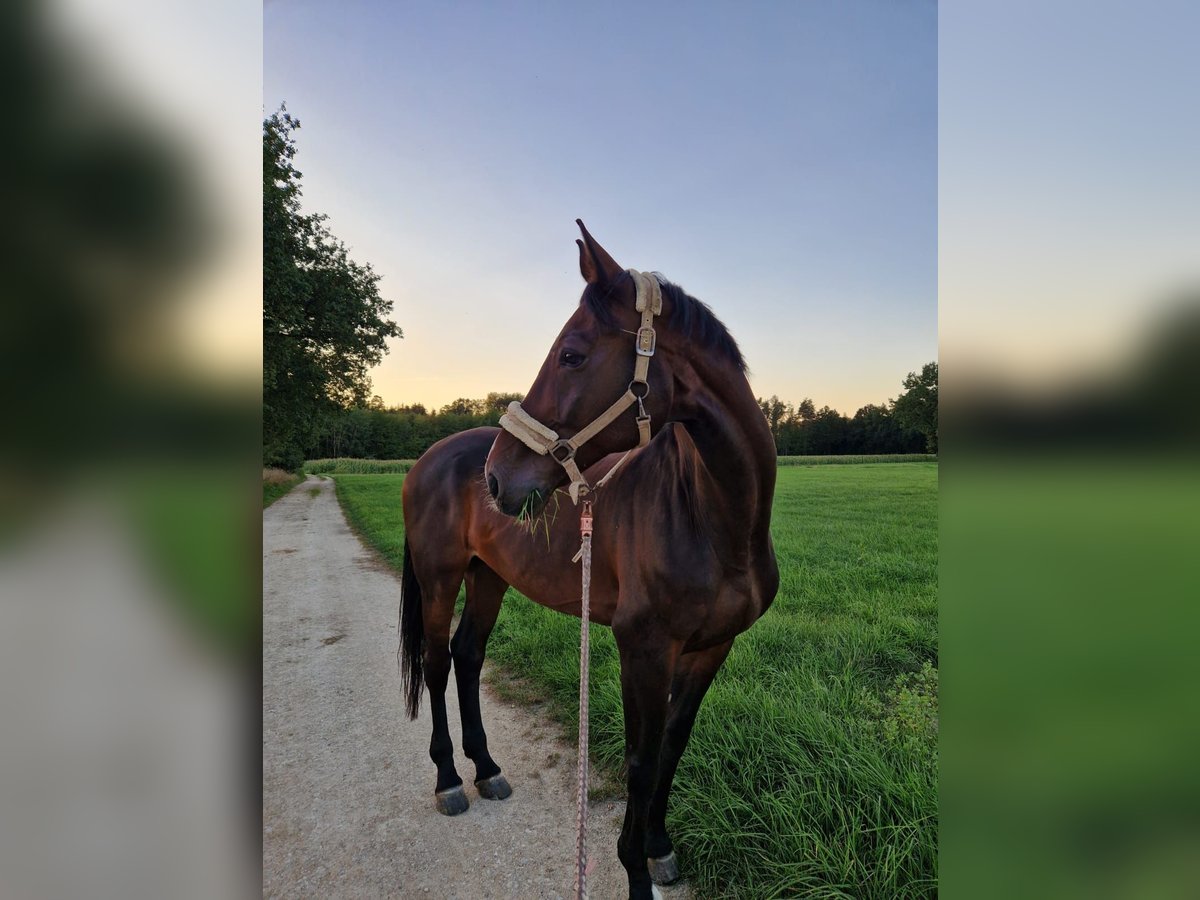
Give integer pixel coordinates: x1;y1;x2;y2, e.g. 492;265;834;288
549;439;577;464
628;380;650;400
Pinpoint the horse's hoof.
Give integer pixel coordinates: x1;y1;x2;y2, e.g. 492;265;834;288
434;785;469;816
648;850;679;885
475;773;512;800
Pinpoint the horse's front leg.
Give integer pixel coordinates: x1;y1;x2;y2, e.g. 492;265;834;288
645;639;734;885
613;622;681;900
451;560;511;800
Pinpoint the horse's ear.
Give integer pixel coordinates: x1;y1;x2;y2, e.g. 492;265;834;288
575;219;622;286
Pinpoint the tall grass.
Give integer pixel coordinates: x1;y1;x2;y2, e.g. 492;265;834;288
263;468;303;507
305;457;417;474
334;464;937;898
777;454;936;465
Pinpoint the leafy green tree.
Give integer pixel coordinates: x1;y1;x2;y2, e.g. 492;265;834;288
892;362;938;452
757;395;792;443
805;406;849;454
483;392;525;415
263;107;400;469
851;404;924;454
440;398;484;416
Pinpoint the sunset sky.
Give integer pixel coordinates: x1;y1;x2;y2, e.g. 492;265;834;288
265;2;936;414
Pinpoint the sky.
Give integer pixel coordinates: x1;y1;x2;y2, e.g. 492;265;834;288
264;0;937;415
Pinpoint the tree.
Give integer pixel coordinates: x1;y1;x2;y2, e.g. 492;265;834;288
440;398;484;416
806;406;849;454
263;107;401;469
483;392;525;415
892;362;938;452
757;395;792;443
851;404;924;454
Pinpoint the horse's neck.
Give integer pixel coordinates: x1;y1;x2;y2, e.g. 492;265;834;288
671;358;776;543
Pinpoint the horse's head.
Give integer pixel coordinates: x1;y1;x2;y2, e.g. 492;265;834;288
483;221;675;517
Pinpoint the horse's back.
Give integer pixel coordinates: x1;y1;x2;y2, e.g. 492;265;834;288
402;427;497;539
406;427;496;488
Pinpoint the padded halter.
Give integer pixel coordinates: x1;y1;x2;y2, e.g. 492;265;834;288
498;269;663;504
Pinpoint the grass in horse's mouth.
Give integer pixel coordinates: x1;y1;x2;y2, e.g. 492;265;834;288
515;489;559;546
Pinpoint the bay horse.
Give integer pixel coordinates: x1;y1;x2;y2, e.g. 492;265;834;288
399;221;779;899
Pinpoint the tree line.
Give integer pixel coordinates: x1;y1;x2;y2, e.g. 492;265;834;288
760;362;939;455
756;399;924;456
305;367;938;461
307;393;522;460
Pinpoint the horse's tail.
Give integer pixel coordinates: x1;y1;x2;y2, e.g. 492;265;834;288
399;539;425;720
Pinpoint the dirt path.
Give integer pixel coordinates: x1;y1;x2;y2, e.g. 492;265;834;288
263;476;692;899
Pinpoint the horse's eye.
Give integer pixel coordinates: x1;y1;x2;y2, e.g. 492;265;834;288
560;350;585;368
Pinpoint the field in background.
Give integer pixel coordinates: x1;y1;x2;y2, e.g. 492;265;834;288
306;454;935;476
305;458;416;475
332;464;938;898
778;453;935;465
262;468;303;507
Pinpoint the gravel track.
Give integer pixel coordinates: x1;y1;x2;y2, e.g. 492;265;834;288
263;475;692;899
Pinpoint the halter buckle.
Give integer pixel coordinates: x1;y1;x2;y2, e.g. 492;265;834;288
549;439;576;464
635;326;657;357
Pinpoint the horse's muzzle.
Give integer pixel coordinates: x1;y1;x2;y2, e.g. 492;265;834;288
484;433;564;518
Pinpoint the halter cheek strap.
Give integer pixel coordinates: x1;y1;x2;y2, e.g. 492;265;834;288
498;269;663;504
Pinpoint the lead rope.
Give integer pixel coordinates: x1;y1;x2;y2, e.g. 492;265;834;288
574;500;594;899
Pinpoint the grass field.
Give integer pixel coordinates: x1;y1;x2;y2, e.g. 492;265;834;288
333;464;938;898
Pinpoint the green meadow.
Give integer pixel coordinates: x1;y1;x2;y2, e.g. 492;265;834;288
331;463;938;898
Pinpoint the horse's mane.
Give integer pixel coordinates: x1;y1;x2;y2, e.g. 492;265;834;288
583;272;747;373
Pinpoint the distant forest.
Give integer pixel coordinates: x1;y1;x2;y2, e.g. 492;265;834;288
305;388;931;461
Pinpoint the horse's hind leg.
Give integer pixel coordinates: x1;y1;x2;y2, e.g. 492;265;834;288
418;565;471;815
451;559;511;800
645;639;734;885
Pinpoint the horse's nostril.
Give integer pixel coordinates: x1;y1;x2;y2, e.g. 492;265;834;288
487;473;499;499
